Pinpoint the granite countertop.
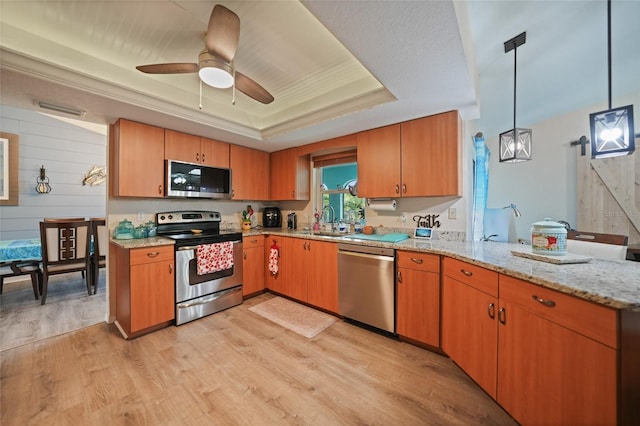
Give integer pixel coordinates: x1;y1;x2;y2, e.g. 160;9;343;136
110;236;175;249
265;230;640;312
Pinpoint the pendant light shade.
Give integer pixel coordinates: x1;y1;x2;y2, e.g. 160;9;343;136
589;0;635;159
499;32;532;163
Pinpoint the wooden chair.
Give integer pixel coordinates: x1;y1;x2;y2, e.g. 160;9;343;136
0;261;41;300
89;218;107;295
39;220;92;305
566;230;628;261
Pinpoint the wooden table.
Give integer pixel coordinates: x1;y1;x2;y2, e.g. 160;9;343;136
627;244;640;262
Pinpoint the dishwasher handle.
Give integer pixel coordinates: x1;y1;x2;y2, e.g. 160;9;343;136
338;249;394;263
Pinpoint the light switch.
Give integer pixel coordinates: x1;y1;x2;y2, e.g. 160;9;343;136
448;207;457;220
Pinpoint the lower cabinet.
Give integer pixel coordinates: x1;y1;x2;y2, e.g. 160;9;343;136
265;236;338;313
113;243;175;338
396;250;440;347
442;257;624;425
242;235;265;297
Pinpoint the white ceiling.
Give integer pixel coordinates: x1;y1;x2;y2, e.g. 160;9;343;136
1;1;638;152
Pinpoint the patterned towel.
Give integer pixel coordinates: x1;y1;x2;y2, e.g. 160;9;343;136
196;242;234;275
268;243;279;275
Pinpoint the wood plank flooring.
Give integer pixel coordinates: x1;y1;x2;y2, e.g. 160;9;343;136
1;293;517;425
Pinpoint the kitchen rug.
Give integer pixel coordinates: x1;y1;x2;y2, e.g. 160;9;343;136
249;296;337;339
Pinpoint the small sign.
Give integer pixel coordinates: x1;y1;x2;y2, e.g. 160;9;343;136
414;227;432;240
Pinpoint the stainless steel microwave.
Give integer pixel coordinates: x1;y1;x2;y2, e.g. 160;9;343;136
166;160;231;199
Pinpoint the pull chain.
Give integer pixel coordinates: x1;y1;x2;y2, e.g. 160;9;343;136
232;70;236;106
199;80;203;110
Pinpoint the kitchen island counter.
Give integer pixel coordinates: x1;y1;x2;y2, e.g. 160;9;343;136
265;230;640;312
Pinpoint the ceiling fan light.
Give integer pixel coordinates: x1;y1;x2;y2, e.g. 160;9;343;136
198;51;233;88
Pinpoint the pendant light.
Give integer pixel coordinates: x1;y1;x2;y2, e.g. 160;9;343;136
499;32;532;163
589;0;635;159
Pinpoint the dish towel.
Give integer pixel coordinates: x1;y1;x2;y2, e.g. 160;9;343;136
268;242;279;275
196;242;234;275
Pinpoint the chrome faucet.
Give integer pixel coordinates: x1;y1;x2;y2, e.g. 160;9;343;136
322;205;335;231
481;234;498;242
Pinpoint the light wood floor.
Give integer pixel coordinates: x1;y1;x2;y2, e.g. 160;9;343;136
1;293;516;425
1;273;106;351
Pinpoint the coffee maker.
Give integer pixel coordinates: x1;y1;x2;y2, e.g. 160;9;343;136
262;207;282;228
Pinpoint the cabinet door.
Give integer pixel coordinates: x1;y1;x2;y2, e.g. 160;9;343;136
130;259;174;333
230;145;270;200
111;119;165;198
285;238;308;302
441;276;498;398
497;300;617;425
396;267;440;347
164;129;201;163
243;236;265;296
307;240;338;313
400;111;461;196
265;236;292;295
270;148;309;200
201;137;230;168
356;124;401;198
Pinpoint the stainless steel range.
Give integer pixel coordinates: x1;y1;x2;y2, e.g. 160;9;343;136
156;210;243;325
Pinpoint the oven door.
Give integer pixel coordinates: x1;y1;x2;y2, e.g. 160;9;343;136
175;240;243;304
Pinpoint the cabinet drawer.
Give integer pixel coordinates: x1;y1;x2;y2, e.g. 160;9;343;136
243;235;264;248
499;274;618;348
443;257;498;297
397;250;440;273
130;245;174;265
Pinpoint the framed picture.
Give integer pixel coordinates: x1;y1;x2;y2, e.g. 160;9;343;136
0;132;19;206
414;227;432;240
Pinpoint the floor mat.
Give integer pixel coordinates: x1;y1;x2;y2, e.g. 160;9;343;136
249;296;337;338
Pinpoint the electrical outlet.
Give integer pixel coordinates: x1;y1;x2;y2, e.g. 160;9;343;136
448;207;457;220
400;212;408;223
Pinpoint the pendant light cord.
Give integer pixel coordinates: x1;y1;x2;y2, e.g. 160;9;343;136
513;44;518;129
607;0;612;110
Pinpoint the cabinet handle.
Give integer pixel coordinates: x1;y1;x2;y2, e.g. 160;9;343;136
488;303;495;319
402;183;407;193
397;271;402;283
460;269;473;277
146;251;160;258
498;307;506;324
250;239;258;244
196;153;200;162
201;153;205;163
395;184;400;194
307;242;311;252
291;190;295;197
531;295;556;307
169;264;173;274
410;257;423;264
243;251;246;260
231;189;235;198
158;185;162;195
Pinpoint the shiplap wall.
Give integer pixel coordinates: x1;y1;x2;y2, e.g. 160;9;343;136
0;105;107;240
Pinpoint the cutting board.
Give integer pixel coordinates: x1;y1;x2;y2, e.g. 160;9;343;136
343;233;410;243
511;249;592;264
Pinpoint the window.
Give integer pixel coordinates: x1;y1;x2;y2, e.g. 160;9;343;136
314;163;365;224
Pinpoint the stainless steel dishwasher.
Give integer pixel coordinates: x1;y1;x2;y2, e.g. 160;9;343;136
337;242;396;333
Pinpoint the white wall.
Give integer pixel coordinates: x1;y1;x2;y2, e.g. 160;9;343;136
474;91;640;242
0;105;107;240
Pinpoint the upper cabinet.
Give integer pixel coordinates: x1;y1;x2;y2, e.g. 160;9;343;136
230;145;270;200
164;129;229;168
270;148;310;201
110;119;165;198
357;110;461;198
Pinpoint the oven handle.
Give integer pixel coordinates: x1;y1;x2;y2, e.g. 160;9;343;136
177;240;242;251
177;289;240;308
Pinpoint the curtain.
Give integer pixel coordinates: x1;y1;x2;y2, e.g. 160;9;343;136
472;133;490;241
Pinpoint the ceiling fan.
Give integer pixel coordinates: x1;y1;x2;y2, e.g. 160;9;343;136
136;4;274;104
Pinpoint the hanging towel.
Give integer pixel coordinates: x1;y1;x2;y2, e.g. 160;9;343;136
268;241;279;275
196;242;234;275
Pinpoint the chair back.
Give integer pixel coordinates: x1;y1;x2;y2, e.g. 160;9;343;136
567;230;628;261
39;220;91;265
90;218;107;259
44;217;85;222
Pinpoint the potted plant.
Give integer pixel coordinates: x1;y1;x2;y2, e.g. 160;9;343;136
241;205;253;231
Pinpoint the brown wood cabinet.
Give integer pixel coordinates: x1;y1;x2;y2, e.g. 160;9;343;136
164;129;229;168
269;148;310;200
441;257;499;398
357;111;461;198
230;144;270;200
113;243;175;338
396;251;441;348
242;235;265;297
265;236;338;313
110;119;165;198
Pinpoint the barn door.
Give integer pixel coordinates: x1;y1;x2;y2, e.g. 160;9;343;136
576;145;639;245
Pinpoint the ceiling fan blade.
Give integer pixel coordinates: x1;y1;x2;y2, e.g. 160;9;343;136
235;72;274;104
205;5;240;63
136;63;198;74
